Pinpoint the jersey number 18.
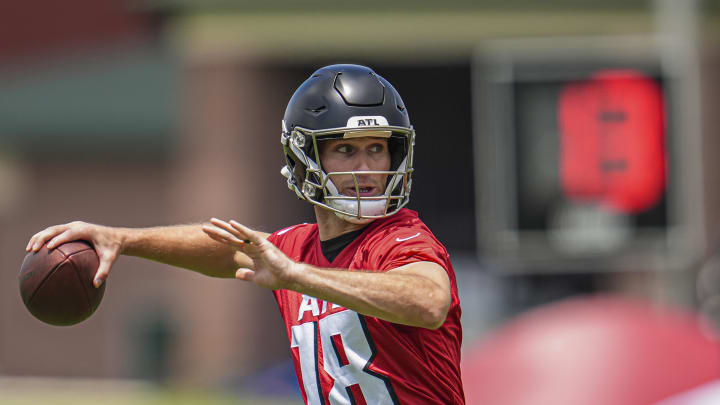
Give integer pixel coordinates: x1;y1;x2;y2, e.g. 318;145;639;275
291;310;399;405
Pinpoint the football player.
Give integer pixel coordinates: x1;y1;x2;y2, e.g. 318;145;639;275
26;64;464;404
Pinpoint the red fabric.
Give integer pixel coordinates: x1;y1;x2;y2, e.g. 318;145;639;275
269;209;464;405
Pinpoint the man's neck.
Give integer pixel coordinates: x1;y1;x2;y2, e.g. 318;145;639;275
314;206;371;241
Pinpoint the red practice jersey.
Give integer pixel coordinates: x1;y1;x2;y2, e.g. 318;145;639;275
269;209;464;405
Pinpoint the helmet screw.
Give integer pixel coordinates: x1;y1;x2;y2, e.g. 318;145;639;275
292;131;306;148
302;181;316;197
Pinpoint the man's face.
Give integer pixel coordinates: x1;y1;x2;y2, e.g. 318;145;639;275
318;137;391;197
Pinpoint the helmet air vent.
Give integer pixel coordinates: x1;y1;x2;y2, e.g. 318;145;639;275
305;105;327;116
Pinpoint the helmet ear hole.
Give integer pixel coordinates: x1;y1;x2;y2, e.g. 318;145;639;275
294;161;306;180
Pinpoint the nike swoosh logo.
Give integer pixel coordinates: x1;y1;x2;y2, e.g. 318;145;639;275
395;232;421;242
277;226;297;236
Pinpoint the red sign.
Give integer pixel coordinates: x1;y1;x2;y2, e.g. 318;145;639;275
558;70;665;213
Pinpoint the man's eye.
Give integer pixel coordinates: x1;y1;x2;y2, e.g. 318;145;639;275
369;144;385;153
336;145;351;153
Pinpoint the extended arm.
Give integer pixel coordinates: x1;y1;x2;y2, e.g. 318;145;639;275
121;224;263;278
290;261;451;329
26;221;268;286
203;219;451;329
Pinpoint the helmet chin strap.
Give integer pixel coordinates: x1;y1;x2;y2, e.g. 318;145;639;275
330;200;389;224
322;154;408;223
323;177;389;223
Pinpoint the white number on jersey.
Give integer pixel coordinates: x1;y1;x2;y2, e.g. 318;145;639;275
290;310;398;405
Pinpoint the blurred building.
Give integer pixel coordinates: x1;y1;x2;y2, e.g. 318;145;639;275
0;0;718;397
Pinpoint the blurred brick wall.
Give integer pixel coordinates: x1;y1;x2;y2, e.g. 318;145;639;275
0;63;308;386
0;0;156;62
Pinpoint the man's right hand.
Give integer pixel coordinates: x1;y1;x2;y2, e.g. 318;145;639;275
26;221;123;288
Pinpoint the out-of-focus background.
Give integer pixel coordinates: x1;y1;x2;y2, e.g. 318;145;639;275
1;0;719;404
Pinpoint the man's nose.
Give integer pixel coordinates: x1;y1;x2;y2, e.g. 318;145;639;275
355;150;377;171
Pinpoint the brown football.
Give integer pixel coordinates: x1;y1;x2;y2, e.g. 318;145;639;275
18;240;105;326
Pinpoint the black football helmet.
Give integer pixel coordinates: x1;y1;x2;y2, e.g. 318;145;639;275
281;64;415;223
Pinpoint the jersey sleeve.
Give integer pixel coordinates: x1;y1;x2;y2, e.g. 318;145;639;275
366;229;451;272
266;225;295;245
267;223;312;262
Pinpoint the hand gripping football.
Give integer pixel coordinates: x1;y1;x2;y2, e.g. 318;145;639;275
18;241;105;326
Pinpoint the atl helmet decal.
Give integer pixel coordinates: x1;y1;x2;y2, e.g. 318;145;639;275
346;116;390;128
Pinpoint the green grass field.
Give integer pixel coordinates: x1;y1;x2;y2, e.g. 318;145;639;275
0;390;299;405
0;377;298;405
0;392;296;405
